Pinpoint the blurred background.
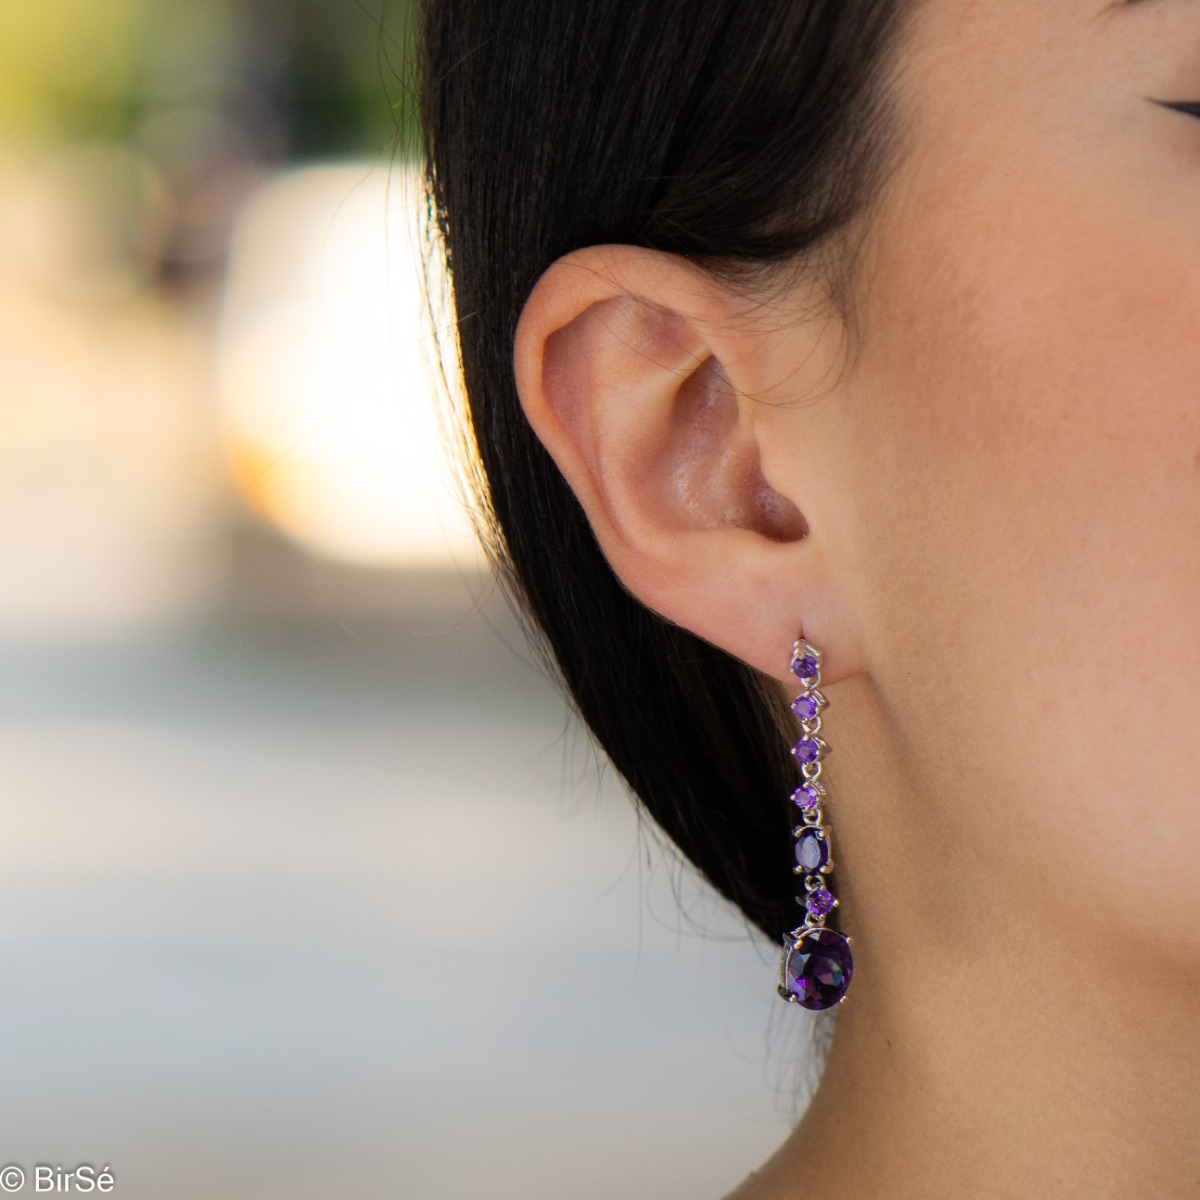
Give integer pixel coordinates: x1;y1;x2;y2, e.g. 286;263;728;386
0;2;827;1196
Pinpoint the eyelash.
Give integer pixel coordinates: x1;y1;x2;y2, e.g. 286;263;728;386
1157;100;1200;118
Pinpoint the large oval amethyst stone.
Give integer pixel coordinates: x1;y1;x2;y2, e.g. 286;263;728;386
791;693;819;721
794;827;829;873
784;929;853;1009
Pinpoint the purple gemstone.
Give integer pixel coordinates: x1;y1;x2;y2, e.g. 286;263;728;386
806;888;835;918
784;928;853;1009
791;738;819;765
791;654;818;681
790;693;819;721
790;785;820;812
794;827;829;873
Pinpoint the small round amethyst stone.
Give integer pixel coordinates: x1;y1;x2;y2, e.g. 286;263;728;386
791;738;820;766
790;693;819;721
790;785;820;812
806;887;835;918
784;929;853;1009
790;654;819;681
794;827;829;873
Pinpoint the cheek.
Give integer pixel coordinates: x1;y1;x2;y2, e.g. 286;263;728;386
845;177;1200;951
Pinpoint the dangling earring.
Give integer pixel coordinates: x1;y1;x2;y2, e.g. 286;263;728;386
778;638;854;1010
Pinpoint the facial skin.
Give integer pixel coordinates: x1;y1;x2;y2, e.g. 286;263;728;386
513;1;1200;1196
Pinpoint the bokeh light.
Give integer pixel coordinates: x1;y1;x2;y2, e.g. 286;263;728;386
216;160;482;568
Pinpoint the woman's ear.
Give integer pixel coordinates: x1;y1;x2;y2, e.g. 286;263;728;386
512;243;846;681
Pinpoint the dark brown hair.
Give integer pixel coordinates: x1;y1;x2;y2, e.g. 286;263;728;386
418;0;910;940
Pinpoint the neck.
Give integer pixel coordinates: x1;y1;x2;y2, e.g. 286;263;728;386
730;674;1200;1199
785;930;1200;1199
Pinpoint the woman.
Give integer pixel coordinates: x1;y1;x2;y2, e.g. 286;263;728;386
417;1;1200;1195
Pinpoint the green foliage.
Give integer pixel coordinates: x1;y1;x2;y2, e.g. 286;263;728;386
285;0;421;157
0;0;420;157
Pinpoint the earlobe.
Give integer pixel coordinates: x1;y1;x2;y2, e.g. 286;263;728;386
511;243;832;680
